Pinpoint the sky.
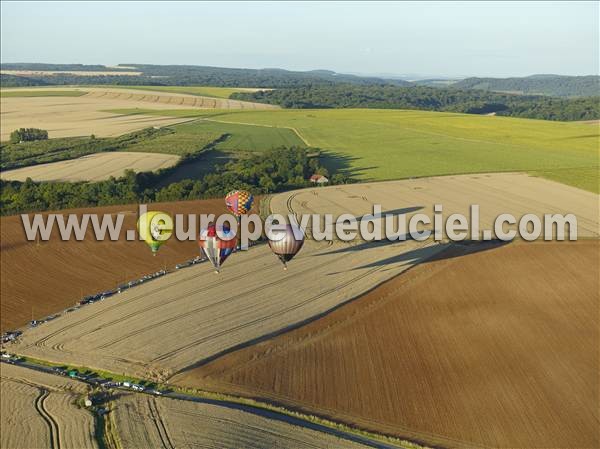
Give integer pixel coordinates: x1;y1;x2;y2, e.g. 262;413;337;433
1;1;598;78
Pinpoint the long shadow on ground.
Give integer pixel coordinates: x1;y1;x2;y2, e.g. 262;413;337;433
173;239;510;377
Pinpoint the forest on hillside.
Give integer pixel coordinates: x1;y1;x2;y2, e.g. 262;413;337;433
0;63;410;88
3;63;597;120
231;84;600;121
454;75;599;97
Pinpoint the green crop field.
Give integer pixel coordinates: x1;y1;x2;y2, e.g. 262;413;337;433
178;120;306;152
0;90;87;97
124;128;223;156
105;85;263;99
120;119;306;184
107;108;600;192
109;110;306;151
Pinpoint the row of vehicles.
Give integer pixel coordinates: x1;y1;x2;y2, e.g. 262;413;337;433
0;352;22;363
50;366;165;395
50;367;164;395
1;330;22;344
2;267;170;348
79;269;168;308
79;290;117;306
0;269;172;340
26;270;171;329
4;260;195;345
117;269;167;292
175;256;203;270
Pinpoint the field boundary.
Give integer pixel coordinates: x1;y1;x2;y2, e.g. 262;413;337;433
200;118;311;146
179;239;599;449
2;359;426;449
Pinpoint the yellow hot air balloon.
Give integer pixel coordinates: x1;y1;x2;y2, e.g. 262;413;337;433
137;211;173;255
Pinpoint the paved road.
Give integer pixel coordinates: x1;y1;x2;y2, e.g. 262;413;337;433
0;358;407;449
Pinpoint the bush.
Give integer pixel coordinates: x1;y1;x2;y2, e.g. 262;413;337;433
10;128;48;143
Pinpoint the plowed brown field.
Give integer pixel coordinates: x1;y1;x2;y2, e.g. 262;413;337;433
176;240;600;449
0;198;244;331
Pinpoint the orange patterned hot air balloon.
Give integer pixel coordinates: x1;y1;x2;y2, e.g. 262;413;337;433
225;190;254;216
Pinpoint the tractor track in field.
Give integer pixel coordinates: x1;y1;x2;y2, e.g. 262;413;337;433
27;251;275;349
148;397;175;449
150;244;361;363
165;407;326;449
29;247;307;353
33;238;338;358
159;240;431;368
35;389;61;449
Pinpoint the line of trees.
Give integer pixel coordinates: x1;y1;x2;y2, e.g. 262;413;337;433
1;127;172;170
0;147;345;215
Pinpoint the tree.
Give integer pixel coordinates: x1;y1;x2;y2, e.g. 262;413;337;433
10;128;48;143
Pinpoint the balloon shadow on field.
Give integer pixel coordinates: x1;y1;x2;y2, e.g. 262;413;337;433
344;206;425;223
310;207;425;239
317;237;414;256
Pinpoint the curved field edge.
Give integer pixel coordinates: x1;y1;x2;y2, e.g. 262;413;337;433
174;240;599;449
0;88;277;142
0;90;88;97
103;108;600;193
0;363;99;449
0;152;180;182
0;198;240;332
94;85;266;99
4;358;429;449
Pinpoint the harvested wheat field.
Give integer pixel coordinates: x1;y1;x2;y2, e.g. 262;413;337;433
176;240;599;449
0;363;97;449
8;174;598;381
0;362;88;393
271;172;600;238
10;237;442;380
0;198;243;332
0;151;180;182
0;87;277;141
113;393;371;449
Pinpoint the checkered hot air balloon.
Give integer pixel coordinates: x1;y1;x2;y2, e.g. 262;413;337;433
225;190;254;216
198;224;237;273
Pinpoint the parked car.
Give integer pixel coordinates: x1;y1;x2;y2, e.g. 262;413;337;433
2;330;22;343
